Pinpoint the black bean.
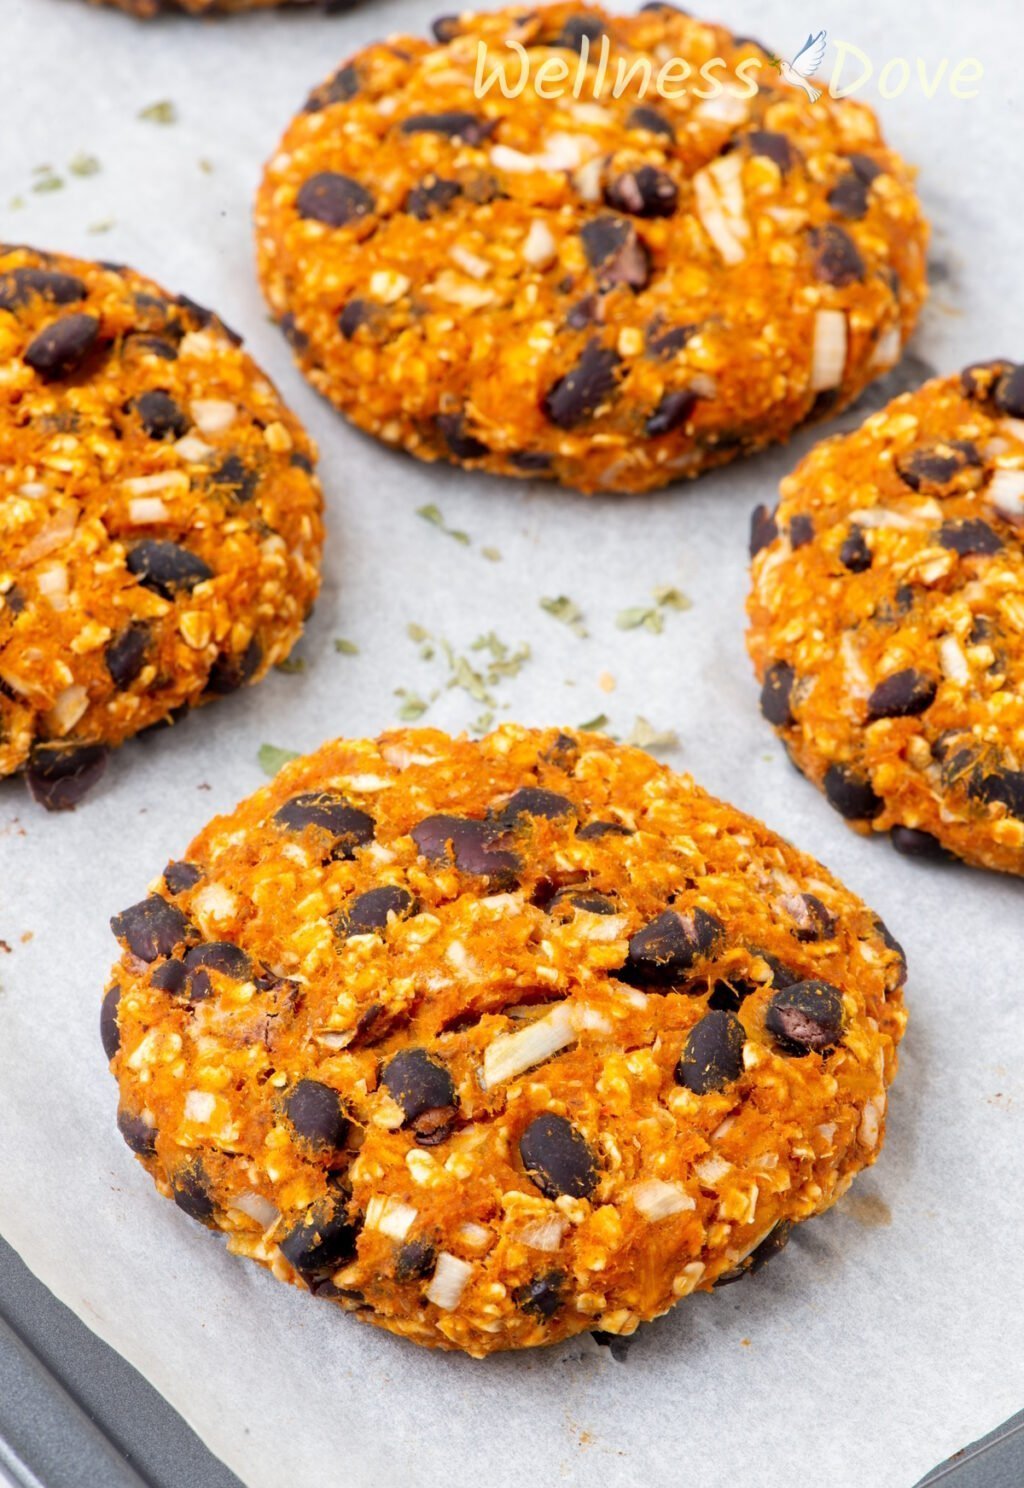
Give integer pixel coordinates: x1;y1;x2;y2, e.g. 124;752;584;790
24;313;100;377
164;860;202;895
789;893;836;942
105;622;150;689
175;293;242;343
406;177;462;219
285;1079;349;1150
151;959;187;995
647;322;698;359
969;766;1024;820
675;1009;745;1094
766;979;844;1055
291;451;314;474
133;390;188;440
622;907;724;987
279;1199;358;1277
760;661;796;727
746;130;801;173
604;166;678;218
431;14;461;41
549;888;617;915
867;669;936;721
280;313;308;352
749;503;779;557
304;62;359;112
126;540;212;599
110;895;197;963
172;1165;215;1225
295;172;375;227
513;1271;565;1318
939;519;1002;556
337;885;417;937
550;14;605;52
707;977;759;1013
492;787;575;829
126;332;178;361
209;452;259;504
716;1220;794;1286
566;294;600;330
183;941;251;985
789;514;815;549
577;819;633;839
117;1107;157;1157
437;411;487;460
381;1049;457;1124
959;359;1014;403
274;792;375;857
100;985;121;1061
626;105;674;139
543;340;621;428
411;814;519;882
645;388;697;437
520;1114;597;1200
509;449;553;472
204;636;262;696
399;113;493;145
823;763;883;820
827;173;870;219
579;216;649;290
896;439;981;493
839;527;872;572
872;915;907;986
395;1238;436;1281
0;266;87;310
995;364;1024;418
891;825;950;860
807;225;865;287
847;153;883;183
26;742;108;810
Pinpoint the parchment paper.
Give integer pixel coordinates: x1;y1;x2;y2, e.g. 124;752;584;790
1;2;1022;1484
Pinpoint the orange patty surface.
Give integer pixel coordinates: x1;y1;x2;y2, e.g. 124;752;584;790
748;361;1024;876
0;245;324;808
104;725;907;1355
255;2;928;493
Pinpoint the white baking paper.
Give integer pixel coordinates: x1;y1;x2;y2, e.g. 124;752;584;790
1;2;1022;1484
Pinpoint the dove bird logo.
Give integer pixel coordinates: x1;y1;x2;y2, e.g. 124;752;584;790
769;31;828;102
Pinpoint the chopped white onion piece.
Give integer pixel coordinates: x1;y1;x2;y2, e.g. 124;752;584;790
122;471;189;497
365;1195;418;1241
630;1179;696;1222
693;1155;732;1186
48;683;88;734
184;1090;216;1123
938;634;971;685
449;244;491;280
694;93;749;126
456;1222;492;1251
232;1191;280;1229
128;496;170;525
810;310;847;391
869;324;902;370
491;132;592;175
425;1252;473;1311
190;399;237;435
516;1215;565;1252
523;219;557;269
987;467;1024;522
175;433;215;462
481;1002;574;1089
18;482;48;498
693;158;748;266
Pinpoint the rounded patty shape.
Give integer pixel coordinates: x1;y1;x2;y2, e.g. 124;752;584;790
104;724;907;1356
0;245;324;808
255;2;928;494
748;361;1024;876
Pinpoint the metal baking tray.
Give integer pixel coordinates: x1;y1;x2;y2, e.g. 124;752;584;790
0;1233;1020;1488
